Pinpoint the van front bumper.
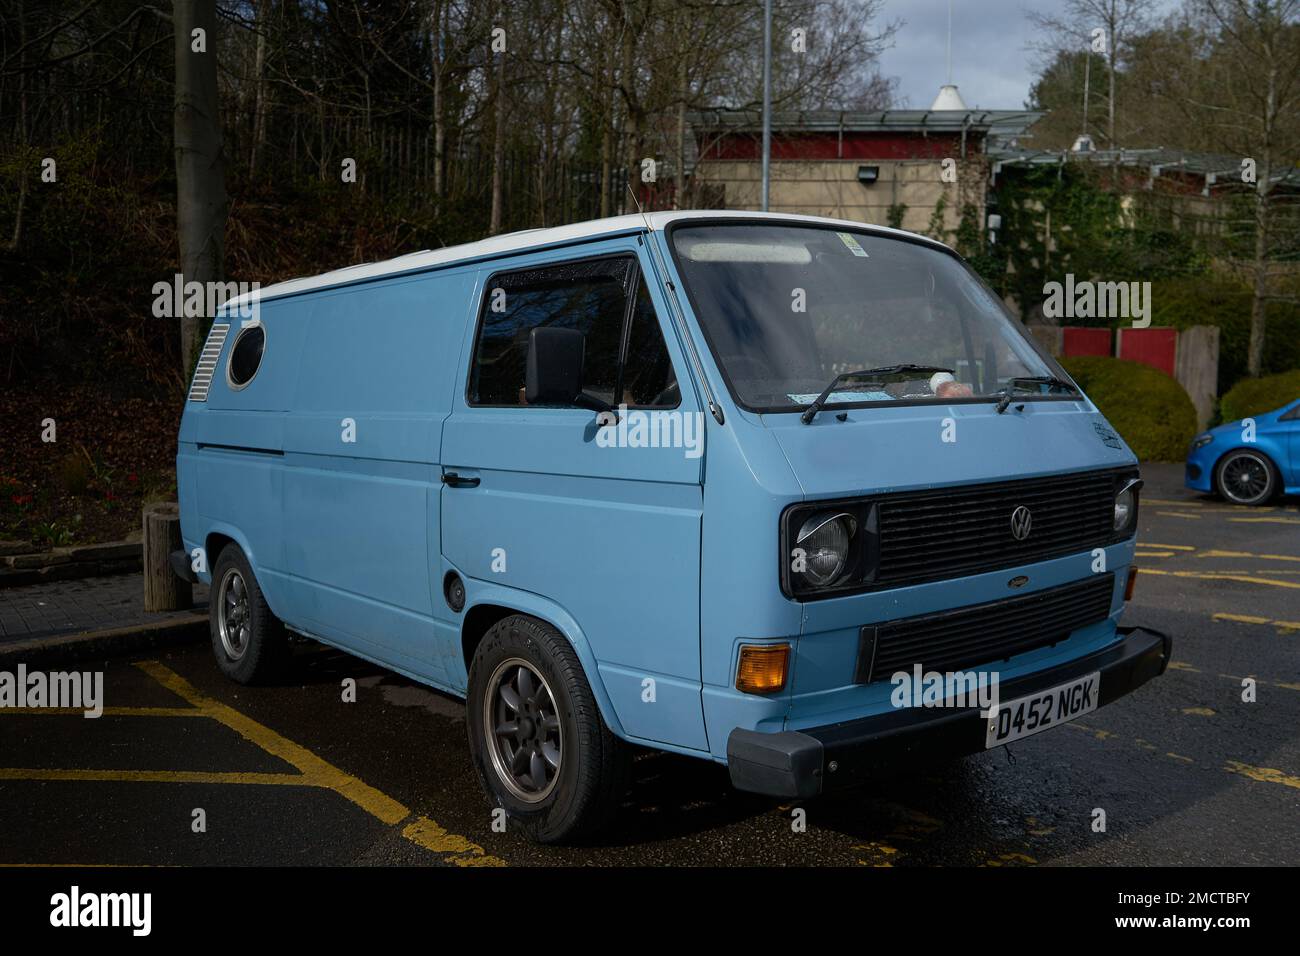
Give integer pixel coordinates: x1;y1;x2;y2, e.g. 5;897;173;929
726;625;1171;798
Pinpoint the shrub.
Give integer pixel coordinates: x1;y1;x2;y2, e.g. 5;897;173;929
1219;369;1300;423
1149;276;1300;395
1061;355;1198;461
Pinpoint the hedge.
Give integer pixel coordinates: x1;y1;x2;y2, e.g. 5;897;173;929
1148;276;1300;395
1060;355;1198;461
1219;370;1300;423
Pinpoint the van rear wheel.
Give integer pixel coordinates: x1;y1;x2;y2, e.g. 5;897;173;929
209;543;288;685
466;614;629;844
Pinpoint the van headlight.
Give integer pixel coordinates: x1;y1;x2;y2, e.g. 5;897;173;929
798;512;854;586
1190;433;1213;451
1113;477;1142;533
781;502;876;599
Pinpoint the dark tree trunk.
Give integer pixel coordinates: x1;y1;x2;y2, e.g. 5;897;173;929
173;0;228;386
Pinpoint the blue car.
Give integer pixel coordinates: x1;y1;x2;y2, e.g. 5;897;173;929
1185;399;1300;505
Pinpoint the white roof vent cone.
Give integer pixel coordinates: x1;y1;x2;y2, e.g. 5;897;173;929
930;84;968;111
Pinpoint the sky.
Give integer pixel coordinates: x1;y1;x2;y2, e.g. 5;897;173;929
876;0;1058;111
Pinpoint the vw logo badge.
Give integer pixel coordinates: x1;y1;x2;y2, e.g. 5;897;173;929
1010;505;1033;541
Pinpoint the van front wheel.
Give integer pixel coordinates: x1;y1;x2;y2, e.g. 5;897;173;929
466;615;629;844
209;544;288;685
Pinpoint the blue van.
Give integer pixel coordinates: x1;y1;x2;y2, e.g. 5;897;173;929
175;211;1170;843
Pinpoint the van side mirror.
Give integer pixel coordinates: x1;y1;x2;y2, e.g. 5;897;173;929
525;326;586;405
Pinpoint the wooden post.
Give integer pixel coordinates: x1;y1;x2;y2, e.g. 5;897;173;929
143;502;191;612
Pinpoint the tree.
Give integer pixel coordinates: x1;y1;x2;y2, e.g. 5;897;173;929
1028;0;1158;148
1158;0;1300;376
173;0;227;384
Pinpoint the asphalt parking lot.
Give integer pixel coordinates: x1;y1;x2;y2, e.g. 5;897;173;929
1;462;1296;867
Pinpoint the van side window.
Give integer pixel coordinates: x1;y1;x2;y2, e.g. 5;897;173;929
621;275;678;408
469;257;678;409
469;259;626;406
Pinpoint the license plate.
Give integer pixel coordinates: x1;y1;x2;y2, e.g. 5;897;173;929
985;672;1100;749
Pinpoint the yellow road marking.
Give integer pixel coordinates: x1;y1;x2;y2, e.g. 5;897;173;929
0;864;148;868
135;661;409;825
1137;543;1196;550
1213;613;1270;624
851;842;900;867
0;769;306;785
1135;551;1175;558
1066;721;1112;740
402;817;507;867
1213;612;1300;631
1167;660;1200;672
1167;753;1194;763
1225;762;1300;790
0;707;203;718
1229;517;1300;525
1201;549;1300;563
1156;511;1200;519
132;661;506;867
1181;707;1215;716
1139;568;1300;590
982;852;1038;867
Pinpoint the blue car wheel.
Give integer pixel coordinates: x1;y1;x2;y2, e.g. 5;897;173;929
1215;449;1279;506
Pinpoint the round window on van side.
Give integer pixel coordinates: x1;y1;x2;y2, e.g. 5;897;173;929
226;324;265;389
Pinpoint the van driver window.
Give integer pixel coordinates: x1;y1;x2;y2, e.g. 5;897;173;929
469;258;677;409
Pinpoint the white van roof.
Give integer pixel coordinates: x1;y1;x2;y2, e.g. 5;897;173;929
226;210;951;309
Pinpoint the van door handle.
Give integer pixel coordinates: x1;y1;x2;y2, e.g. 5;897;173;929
442;472;480;488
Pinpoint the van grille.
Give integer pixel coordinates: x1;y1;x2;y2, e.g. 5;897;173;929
874;468;1124;588
857;573;1115;683
188;323;230;401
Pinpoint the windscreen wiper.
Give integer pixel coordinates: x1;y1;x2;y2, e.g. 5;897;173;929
801;365;954;424
1006;375;1080;394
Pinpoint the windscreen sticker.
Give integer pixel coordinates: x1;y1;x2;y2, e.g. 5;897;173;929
787;390;892;404
837;232;869;257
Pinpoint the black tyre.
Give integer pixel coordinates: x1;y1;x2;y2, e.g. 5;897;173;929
209;543;289;685
1214;449;1279;506
466;614;629;844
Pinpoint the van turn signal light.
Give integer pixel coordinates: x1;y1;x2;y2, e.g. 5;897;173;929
736;643;790;694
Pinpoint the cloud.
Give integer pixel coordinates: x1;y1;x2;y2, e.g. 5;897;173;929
878;0;1050;110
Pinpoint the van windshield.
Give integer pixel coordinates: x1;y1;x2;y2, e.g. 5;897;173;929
669;222;1072;413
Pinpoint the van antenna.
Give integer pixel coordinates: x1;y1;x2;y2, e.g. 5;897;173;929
625;179;652;232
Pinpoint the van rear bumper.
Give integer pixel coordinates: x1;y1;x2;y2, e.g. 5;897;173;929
169;549;199;584
726;625;1171;799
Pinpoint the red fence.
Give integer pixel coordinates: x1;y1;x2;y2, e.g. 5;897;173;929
1061;327;1112;357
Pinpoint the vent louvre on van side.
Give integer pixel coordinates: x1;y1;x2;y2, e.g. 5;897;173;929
188;323;230;401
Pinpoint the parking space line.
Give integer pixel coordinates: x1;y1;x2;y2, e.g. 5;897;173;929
132;661;506;867
1069;722;1300;794
1200;549;1300;563
0;769;307;785
135;661;409;823
1138;568;1300;590
1155;511;1200;519
2;707;203;718
1137;542;1196;551
1230;517;1300;525
1224;762;1300;790
1213;612;1300;632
